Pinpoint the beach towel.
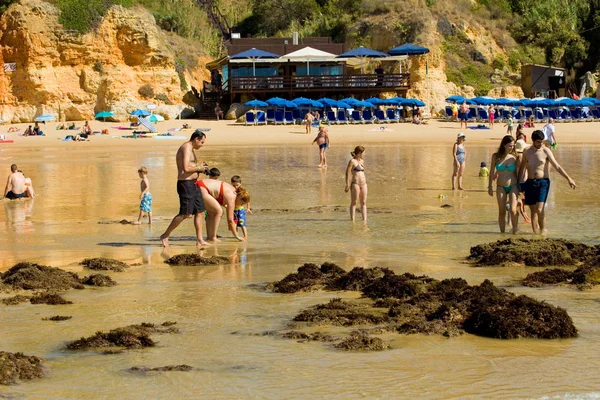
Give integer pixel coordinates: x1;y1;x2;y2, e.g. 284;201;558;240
467;125;491;130
368;126;394;132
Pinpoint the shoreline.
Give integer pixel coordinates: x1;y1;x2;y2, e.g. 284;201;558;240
2;119;600;149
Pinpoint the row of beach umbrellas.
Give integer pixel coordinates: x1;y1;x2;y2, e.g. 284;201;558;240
231;43;430;75
446;95;600;108
27;109;164;123
245;97;426;109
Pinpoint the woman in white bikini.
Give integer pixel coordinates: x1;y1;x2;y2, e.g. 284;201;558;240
345;146;367;222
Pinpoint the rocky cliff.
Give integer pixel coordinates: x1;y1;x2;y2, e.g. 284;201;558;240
0;0;210;122
351;9;525;115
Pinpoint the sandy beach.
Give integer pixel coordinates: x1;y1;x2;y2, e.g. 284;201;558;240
2;116;600;398
2;117;600;150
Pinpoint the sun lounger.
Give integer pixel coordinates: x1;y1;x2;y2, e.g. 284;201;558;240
245;112;256;126
547;109;558;122
534;108;545;122
386;108;399;123
284;111;295;125
327;110;338;124
445;106;453;120
477;108;488;121
351;110;364;124
256;111;267;125
362;110;376;123
292;109;302;124
337;110;349;124
375;109;388;123
560;109;572;122
467;108;477;122
274;110;285;125
266;109;275;124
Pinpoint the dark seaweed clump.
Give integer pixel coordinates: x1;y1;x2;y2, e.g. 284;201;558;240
165;254;230;266
1;294;30;305
80;274;117;287
468;238;599;267
0;351;44;386
266;264;578;350
265;263;386;293
80;258;129;272
30;293;72;305
1;262;84;291
129;365;193;372
522;264;600;289
334;331;389;351
42;315;72;321
65;322;179;351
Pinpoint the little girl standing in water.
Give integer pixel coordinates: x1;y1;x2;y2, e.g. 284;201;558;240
452;133;466;190
345;146;367;222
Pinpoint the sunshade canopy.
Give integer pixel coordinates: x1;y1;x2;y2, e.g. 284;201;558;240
388;43;430;55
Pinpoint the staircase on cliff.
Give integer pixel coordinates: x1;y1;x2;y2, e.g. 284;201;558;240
194;0;231;39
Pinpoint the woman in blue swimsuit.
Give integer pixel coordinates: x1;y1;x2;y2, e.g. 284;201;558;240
488;135;519;233
452;133;466;190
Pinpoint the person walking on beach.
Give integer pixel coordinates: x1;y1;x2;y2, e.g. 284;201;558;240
345;146;367;222
488;135;520;233
452;133;466;190
451;101;459;121
160;130;209;247
4;164;26;200
133;166;152;225
459;101;469;129
518;130;576;234
305;111;314;134
488;104;495;129
312;125;329;168
542;118;556;148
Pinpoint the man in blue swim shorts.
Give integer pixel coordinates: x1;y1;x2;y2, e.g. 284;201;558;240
518;130;576;234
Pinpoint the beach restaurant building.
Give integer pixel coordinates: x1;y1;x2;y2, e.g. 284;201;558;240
205;36;411;104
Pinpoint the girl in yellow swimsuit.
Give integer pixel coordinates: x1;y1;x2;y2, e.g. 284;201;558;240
345;145;367;222
488;135;519;233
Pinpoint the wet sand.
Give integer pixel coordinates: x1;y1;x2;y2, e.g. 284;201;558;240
1;120;600;398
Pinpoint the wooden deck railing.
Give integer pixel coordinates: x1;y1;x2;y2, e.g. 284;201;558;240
228;73;410;93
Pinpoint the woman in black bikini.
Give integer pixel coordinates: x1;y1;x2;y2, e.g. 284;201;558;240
345;146;367;222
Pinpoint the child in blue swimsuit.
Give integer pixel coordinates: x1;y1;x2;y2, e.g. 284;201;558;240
134;166;152;225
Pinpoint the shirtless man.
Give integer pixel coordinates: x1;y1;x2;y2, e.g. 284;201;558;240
160;130;209;247
518;130;576;234
459;101;470;129
4;164;26;200
196;168;245;242
312;126;329;168
305;111;314;134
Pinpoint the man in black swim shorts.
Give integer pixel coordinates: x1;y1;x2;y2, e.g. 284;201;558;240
160;130;210;247
4;164;26;200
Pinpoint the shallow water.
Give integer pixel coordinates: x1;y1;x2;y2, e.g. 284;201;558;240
2;143;600;399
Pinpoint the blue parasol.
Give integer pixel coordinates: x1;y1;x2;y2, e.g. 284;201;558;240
131;109;150;117
230;48;280;76
388;43;430;55
318;98;339;107
336;46;388;73
34;114;56;122
244;99;269;107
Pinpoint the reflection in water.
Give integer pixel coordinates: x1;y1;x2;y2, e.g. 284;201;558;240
1;144;600;398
